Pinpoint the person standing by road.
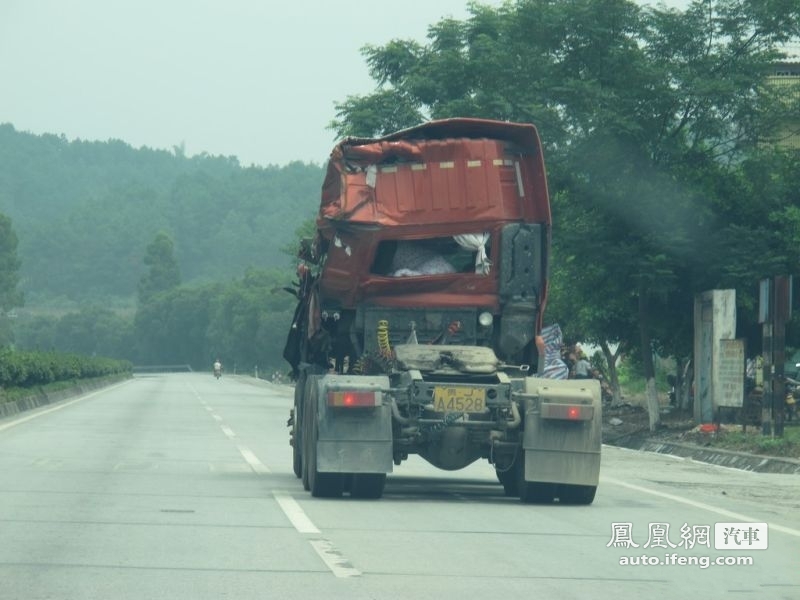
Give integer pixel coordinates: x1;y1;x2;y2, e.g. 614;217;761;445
574;353;592;379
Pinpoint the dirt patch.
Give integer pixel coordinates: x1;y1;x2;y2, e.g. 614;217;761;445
602;400;800;460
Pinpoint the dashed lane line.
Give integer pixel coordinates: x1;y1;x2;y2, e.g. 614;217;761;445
236;444;271;474
273;490;361;578
272;490;320;534
192;382;357;577
309;539;362;578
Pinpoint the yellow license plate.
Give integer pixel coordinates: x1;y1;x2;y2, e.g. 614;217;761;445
433;387;486;413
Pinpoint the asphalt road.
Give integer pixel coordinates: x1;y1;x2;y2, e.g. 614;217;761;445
1;373;798;600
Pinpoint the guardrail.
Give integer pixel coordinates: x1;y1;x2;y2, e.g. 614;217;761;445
132;365;194;374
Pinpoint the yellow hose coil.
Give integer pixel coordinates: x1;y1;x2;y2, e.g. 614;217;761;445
377;319;392;358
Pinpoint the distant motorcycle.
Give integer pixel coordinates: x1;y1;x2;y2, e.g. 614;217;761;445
213;361;222;379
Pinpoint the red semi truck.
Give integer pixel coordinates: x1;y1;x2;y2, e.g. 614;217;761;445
284;118;601;503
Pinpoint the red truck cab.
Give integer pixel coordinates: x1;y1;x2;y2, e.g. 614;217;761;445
288;118;553;374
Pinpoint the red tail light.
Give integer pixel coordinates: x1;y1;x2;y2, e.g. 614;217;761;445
327;390;378;407
540;403;593;421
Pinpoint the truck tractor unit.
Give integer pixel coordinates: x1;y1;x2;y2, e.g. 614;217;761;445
284;118;601;503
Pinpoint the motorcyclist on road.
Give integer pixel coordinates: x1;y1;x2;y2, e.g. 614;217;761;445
213;359;222;378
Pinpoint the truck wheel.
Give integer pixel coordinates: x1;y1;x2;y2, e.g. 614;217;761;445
301;405;311;491
558;484;597;505
519;481;556;504
516;451;555;504
291;373;307;479
495;467;518;497
350;474;386;499
307;389;344;498
301;370;324;491
292;432;302;478
301;376;315;491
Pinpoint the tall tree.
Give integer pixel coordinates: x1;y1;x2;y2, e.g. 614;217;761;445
138;231;181;304
206;268;296;373
0;212;23;346
329;0;800;429
0;213;23;313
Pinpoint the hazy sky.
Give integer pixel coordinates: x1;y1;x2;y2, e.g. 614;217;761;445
1;0;689;167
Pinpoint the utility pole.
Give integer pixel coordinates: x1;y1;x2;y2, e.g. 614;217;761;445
761;276;791;438
773;275;791;437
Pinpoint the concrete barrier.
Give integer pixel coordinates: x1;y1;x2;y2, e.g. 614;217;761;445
608;436;800;475
0;375;130;420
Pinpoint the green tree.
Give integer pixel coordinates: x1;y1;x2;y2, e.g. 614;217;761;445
12;314;58;352
138;231;181;304
131;268;294;371
206;268;295;374
0;213;23;313
53;306;135;359
329;0;800;429
134;284;217;367
0;212;23;346
13;307;136;361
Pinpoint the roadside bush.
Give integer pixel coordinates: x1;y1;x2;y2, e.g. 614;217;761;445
0;348;131;389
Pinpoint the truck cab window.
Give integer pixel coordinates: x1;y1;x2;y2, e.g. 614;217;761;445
371;236;490;276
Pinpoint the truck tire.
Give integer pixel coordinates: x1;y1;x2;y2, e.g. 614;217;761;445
558;484;597;505
300;369;325;491
307;382;344;498
301;375;315;491
350;474;386;499
292;373;306;479
519;481;556;504
516;451;556;504
301;401;311;491
495;467;518;497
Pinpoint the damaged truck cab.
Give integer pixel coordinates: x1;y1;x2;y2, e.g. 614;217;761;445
284;118;601;503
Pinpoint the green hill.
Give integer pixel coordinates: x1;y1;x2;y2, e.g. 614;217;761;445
0;123;324;306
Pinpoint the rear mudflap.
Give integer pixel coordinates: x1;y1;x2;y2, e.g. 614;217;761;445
520;378;602;486
315;374;393;474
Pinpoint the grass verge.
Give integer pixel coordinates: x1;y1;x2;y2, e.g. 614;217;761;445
700;425;800;459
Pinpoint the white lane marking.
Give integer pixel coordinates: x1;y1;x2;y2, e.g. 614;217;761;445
272;491;360;577
190;380;358;578
602;476;800;538
272;490;320;534
237;444;270;474
191;382;270;474
0;381;130;432
309;539;361;578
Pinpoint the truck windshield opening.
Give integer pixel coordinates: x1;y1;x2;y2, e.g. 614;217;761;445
371;234;492;277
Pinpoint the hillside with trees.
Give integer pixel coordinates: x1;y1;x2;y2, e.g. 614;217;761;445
0;125;325;374
0;124;324;305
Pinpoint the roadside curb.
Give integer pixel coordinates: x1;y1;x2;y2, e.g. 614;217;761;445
607;437;800;475
0;375;130;421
